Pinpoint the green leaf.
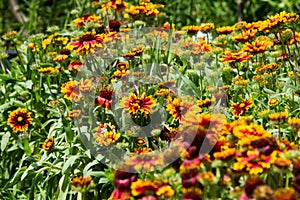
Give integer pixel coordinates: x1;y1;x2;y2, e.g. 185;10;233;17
23;137;32;156
58;175;69;200
62;155;80;174
1;132;11;151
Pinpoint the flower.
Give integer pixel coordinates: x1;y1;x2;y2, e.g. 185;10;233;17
68;60;84;72
268;99;279;107
131;179;157;196
182;25;202;34
61;80;82;102
120;92;156;116
216;26;233;34
101;0;128;11
273;187;297;200
7;108;33;132
42;137;54;151
73;14;100;27
67;31;104;54
220;50;251;64
232;29;257;43
71;176;92;190
231;98;253;117
94;123;120;146
111;168;137;200
38;67;59;74
288;118;300;130
242;37;273;54
125;1;163;18
268;112;288;122
68;110;81;119
166;96;198;121
95;85;114;110
122;45;145;59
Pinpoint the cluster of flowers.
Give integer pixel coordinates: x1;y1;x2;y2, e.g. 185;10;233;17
3;0;300;199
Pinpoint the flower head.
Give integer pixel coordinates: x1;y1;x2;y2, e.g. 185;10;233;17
67;31;105;54
42;137;54;151
7;108;33;132
120;92;156;116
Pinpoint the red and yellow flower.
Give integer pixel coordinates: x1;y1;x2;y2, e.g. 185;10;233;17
7;108;33;132
120;92;156;116
67;31;105;54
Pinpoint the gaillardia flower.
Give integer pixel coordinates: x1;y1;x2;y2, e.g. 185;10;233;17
67;31;104;54
120;92;156;116
7;108;33;132
42;137;54;151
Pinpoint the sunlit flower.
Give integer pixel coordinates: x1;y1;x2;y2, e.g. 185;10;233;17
110;168;137;200
42;137;54;151
216;26;233;34
125;1;163;17
220;50;251;64
182;25;202;34
131;179;157;196
95;85;114;110
288;118;300;130
68;60;84;72
253;185;273;200
122;45;145;59
7;108;33;132
38;67;59;74
61;80;82;101
268;112;288;122
232;123;273;146
199;171;215;182
273;187;297;200
68;110;81;119
198;98;214;108
231;98;253;117
242;37;273;54
232;29;257;43
67;31;104;54
94;131;120;146
78;78;94;93
268;99;279;107
255;63;280;73
166;96;199;121
2;30;17;40
101;0;128;11
73;14;100;27
156;185;175;198
71;176;92;190
120;92;156;116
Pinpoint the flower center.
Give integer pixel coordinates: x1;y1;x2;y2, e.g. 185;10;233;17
17;116;23;122
79;33;96;43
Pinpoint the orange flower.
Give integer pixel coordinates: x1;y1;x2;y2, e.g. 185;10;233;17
122;45;145;59
120;92;156;116
166;96;198;121
269;112;288;122
232;29;257;43
73;14;100;27
220;50;251;64
7;108;33;132
101;0;128;11
68;60;84;72
38;67;59;74
71;176;92;189
216;26;233;34
67;31;104;54
231;98;253;117
242;37;273;54
61;80;82;102
42;137;54;151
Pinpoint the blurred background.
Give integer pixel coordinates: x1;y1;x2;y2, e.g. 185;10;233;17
1;0;300;35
